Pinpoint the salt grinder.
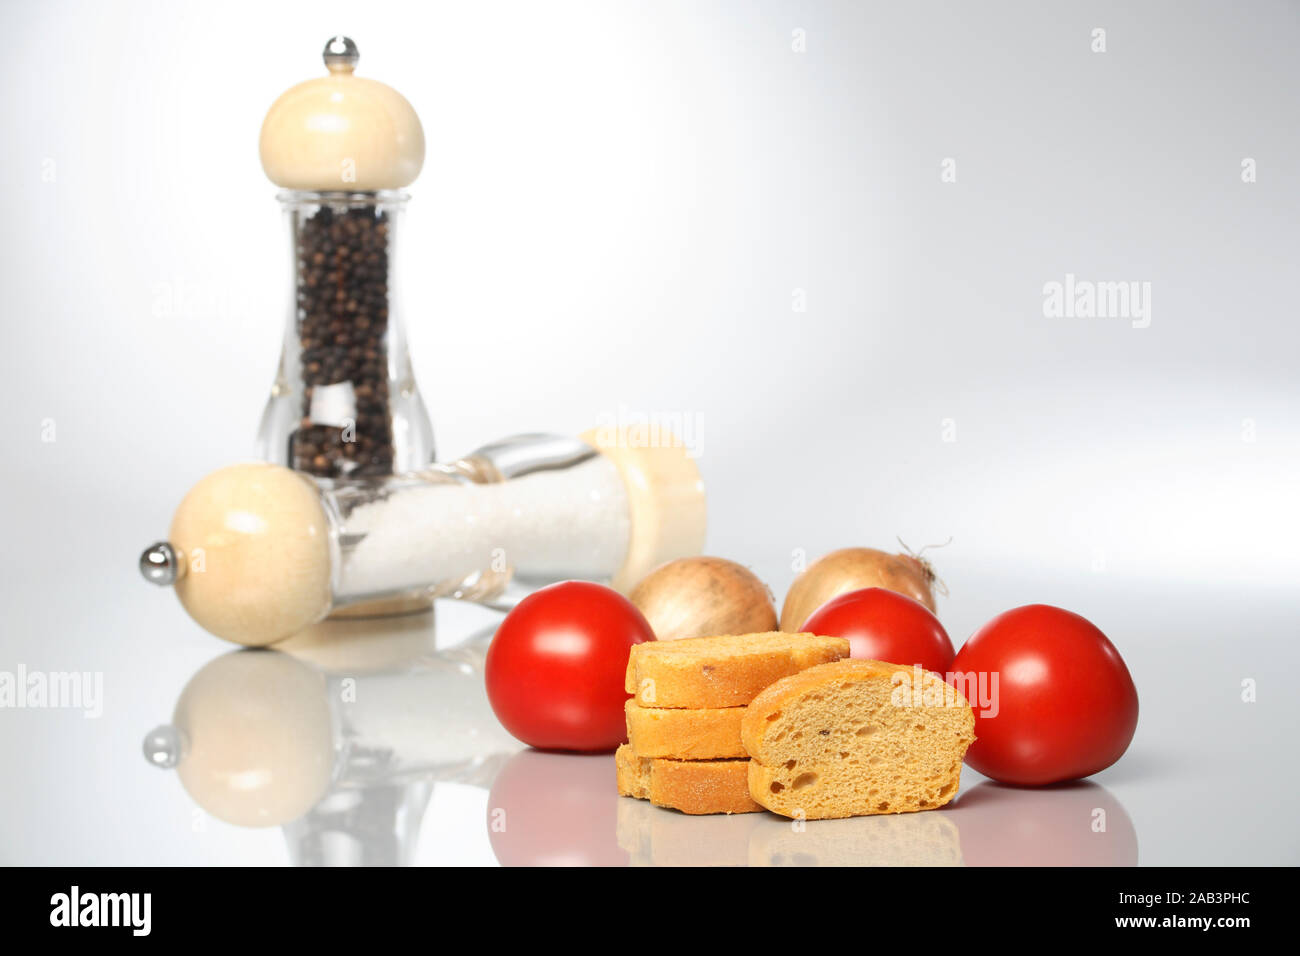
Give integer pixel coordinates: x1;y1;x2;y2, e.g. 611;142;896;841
139;431;706;646
255;36;435;478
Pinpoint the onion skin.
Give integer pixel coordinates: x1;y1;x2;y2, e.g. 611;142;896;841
780;548;936;632
630;557;778;641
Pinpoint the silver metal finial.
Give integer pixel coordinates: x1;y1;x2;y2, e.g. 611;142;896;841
139;541;178;586
323;35;359;73
143;724;185;769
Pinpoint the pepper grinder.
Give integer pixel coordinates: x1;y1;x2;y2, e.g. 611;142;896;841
139;430;706;646
255;36;435;479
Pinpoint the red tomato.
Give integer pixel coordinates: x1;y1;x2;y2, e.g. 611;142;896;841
950;605;1138;786
485;581;654;752
801;587;955;674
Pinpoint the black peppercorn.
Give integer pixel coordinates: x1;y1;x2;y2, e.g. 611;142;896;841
289;202;395;478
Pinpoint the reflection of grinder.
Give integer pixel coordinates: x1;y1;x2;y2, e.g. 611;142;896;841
144;620;521;866
139;429;705;645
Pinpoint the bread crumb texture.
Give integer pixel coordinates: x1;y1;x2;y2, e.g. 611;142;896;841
624;631;850;708
742;659;976;820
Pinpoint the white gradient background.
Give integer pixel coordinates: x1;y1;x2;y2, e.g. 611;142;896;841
0;0;1297;865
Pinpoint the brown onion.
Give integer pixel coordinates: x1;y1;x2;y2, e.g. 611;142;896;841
780;547;938;631
630;556;778;641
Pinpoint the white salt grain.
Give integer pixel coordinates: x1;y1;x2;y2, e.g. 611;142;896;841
333;454;630;600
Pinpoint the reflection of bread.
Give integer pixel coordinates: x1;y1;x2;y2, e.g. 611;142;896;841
747;812;963;867
617;797;763;866
624;700;745;759
625;632;849;708
743;660;975;820
616;745;761;815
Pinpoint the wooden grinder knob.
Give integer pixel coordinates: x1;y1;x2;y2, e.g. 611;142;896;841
145;463;334;647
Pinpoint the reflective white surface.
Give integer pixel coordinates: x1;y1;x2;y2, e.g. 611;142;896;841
0;585;1294;866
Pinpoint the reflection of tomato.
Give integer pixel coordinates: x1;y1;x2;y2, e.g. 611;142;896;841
485;581;654;752
486;750;628;866
801;588;954;674
951;605;1138;786
949;780;1138;866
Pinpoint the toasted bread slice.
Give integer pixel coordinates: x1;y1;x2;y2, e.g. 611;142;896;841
615;743;650;799
615;744;762;815
743;659;975;820
624;699;746;759
625;632;850;708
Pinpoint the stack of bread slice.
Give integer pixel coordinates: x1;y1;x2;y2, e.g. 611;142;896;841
616;632;850;815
